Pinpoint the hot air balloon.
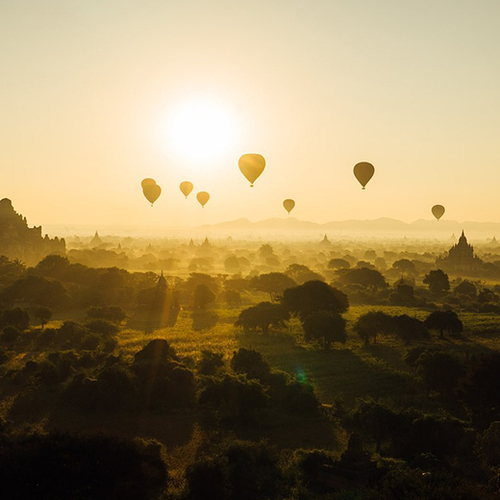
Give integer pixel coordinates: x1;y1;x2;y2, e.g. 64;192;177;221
353;162;375;189
141;178;157;189
143;184;161;206
196;191;210;208
238;154;266;187
283;199;295;214
180;181;194;199
432;205;445;221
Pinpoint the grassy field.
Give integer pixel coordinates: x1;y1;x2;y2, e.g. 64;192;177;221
112;303;500;412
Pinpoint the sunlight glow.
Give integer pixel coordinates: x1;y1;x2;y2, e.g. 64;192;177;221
166;98;237;163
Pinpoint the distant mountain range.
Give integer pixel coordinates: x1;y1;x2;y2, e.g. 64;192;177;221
200;217;500;241
46;217;500;242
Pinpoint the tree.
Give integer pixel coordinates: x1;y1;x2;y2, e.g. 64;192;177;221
336;267;388;290
235;302;289;335
302;311;347;349
198;373;269;422
423;269;450;295
1;308;30;331
0;275;70;308
184;273;219;295
327;258;350;270
424;310;463;338
392;259;417;276
353;311;393;344
392;315;429;343
285;264;324;284
35;307;52;329
454;280;478;298
282;280;349;321
194;284;216;309
250;272;296;300
0;255;25;286
33;254;71;279
349;399;405;453
230;348;271;380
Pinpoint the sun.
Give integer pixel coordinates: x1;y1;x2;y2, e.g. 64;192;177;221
166;98;237;163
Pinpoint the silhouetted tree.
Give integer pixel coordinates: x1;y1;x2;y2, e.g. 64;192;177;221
423;269;450;295
1;275;70;308
302;311;347;349
230;348;271;380
282;280;348;321
285;264;324;284
328;258;350;270
1;308;30;330
250;272;296;301
424;310;463;338
198;373;268;422
235;302;288;335
392;314;429;343
194;284;216;309
336;267;388;290
454;280;478;298
392;259;417;276
353;311;393;344
34;306;52;329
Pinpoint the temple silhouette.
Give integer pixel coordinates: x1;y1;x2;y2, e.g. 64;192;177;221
0;198;65;265
436;230;483;273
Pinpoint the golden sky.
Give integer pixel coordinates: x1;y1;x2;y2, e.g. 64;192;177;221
1;0;500;228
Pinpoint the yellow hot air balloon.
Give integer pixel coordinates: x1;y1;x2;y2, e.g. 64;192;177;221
143;184;161;206
283;199;295;214
431;204;445;221
180;181;194;199
196;191;210;208
238;154;266;187
353;162;375;189
141;178;157;189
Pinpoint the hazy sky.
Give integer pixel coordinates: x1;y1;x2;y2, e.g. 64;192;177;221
2;0;500;229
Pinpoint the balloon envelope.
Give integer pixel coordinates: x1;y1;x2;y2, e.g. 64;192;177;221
141;178;157;190
143;184;161;205
196;191;210;207
180;181;194;198
353;162;375;189
432;205;445;221
283;199;295;214
238;154;266;187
